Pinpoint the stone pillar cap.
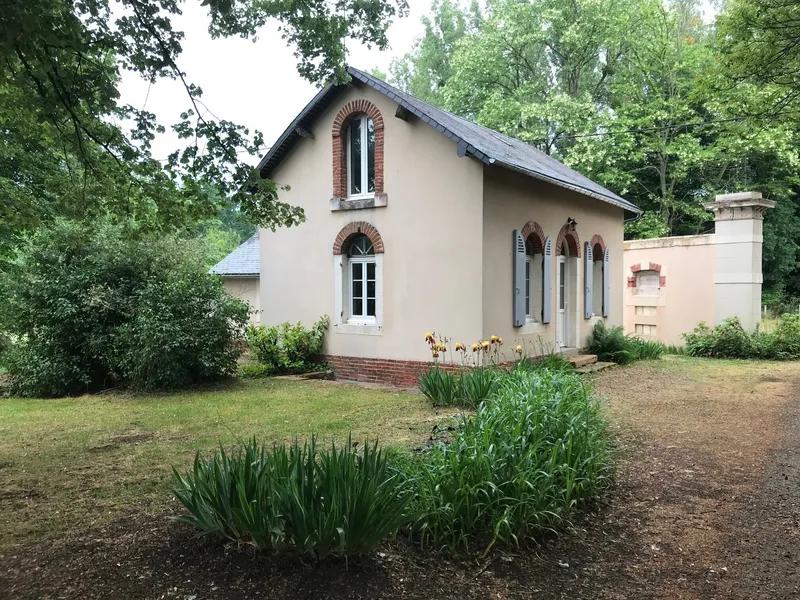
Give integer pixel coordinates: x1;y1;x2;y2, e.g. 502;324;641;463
704;191;775;211
703;191;775;221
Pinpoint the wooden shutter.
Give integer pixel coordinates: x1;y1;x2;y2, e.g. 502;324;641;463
513;230;526;327
542;236;553;324
603;247;611;318
584;242;593;319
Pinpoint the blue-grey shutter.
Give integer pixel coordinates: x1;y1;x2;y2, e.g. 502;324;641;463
513;230;526;327
603;246;611;318
542;236;553;324
584;242;593;319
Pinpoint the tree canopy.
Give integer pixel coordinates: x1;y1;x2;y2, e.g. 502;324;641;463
390;0;800;298
1;0;408;254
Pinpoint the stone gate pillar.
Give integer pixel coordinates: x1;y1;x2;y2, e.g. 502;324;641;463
704;192;775;330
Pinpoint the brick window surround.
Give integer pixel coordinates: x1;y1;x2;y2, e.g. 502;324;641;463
521;220;545;254
590;234;606;261
332;100;385;201
332;221;385;255
628;262;667;287
555;223;581;257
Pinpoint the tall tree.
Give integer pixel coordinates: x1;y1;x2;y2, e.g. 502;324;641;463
0;0;408;253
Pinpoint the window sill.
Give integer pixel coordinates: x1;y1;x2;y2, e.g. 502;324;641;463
519;321;546;335
330;193;388;212
335;323;383;336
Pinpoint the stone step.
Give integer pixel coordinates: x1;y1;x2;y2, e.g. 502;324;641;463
575;361;616;374
568;354;598;368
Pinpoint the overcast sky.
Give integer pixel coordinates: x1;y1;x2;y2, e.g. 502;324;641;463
117;1;429;165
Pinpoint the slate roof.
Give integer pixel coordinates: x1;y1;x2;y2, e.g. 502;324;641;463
257;66;641;216
210;234;260;277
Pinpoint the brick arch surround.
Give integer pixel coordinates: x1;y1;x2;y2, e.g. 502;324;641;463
332;221;385;255
590;234;606;260
555;223;581;258
521;220;545;254
332;100;385;199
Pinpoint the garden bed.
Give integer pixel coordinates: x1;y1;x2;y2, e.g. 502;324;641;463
3;358;800;598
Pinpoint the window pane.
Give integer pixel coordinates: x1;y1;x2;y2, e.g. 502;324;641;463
367;299;376;316
367;118;375;193
367;280;375;298
525;261;531;315
352;278;363;300
366;261;375;280
352;298;363;316
352;262;362;280
349;119;362;195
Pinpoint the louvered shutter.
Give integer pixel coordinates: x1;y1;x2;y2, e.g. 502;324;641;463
542;236;553;324
584;242;593;319
603;247;611;318
513;230;526;327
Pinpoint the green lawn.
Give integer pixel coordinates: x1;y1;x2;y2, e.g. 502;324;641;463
0;378;436;549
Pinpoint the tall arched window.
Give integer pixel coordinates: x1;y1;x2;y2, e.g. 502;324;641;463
525;235;544;322
346;234;377;323
347;115;375;198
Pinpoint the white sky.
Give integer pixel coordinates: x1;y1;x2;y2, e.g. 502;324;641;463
117;1;429;165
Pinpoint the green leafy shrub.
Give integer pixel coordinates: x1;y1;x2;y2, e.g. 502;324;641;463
684;315;800;360
587;322;666;363
419;367;499;408
247;316;329;374
410;367;611;552
586;322;636;364
172;436;412;558
0;220;249;397
239;363;276;378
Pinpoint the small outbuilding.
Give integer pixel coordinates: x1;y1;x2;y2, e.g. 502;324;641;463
209;234;261;323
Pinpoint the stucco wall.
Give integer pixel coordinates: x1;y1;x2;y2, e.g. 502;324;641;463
481;167;626;353
223;277;260;323
260;83;485;361
622;235;715;346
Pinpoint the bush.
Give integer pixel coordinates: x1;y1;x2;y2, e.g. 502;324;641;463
684;315;800;360
172;436;413;558
419;367;499;409
586;322;636;364
239;363;276;378
459;368;499;407
247;317;329;374
410;367;611;552
0;221;249;397
587;321;665;364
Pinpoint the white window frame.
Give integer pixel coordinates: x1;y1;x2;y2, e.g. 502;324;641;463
347;255;377;325
346;115;375;200
333;254;383;336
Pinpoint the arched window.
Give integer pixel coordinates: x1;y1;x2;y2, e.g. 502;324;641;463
522;222;545;323
635;270;661;295
590;236;607;317
347;115;375;198
346;234;377;322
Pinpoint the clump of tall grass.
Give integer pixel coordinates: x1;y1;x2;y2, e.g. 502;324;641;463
172;436;412;558
419;366;499;409
409;367;612;552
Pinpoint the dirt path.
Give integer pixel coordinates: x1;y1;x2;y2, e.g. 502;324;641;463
2;357;799;599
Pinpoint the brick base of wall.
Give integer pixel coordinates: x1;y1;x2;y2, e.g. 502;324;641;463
323;354;465;388
323;354;528;388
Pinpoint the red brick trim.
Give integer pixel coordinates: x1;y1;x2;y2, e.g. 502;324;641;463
660;275;667;287
332;221;385;255
590;234;606;260
627;276;637;288
521;220;545;254
630;262;661;273
555;224;581;258
324;354;522;388
332;100;385;199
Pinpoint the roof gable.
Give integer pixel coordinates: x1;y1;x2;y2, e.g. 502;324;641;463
258;67;640;216
210;234;260;276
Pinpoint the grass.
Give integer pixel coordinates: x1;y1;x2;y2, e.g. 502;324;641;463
0;378;435;549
